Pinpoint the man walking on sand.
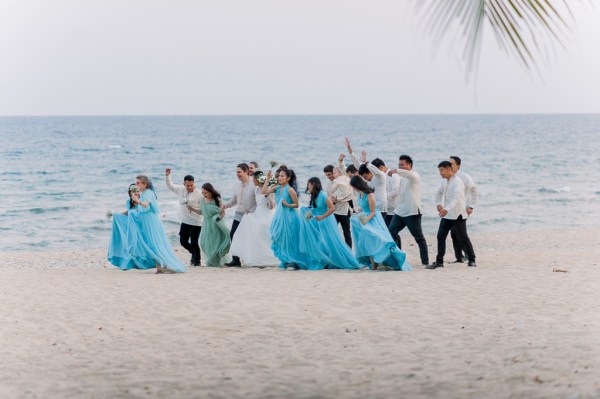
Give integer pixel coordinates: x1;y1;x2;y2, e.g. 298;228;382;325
165;168;203;266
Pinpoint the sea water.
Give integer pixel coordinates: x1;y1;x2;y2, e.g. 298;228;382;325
1;114;599;252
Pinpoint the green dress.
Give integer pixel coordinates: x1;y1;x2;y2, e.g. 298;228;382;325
200;200;231;266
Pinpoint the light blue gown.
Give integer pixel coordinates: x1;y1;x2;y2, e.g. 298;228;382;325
108;190;187;273
299;191;361;270
270;185;311;270
107;199;139;269
351;192;412;271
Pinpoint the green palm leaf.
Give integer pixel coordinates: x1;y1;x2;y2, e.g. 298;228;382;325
415;0;588;72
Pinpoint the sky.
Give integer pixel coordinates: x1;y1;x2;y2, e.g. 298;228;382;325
1;0;599;116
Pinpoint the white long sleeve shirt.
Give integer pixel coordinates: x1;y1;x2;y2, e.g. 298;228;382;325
393;169;422;217
349;153;387;212
386;172;401;213
165;175;203;226
435;175;467;220
456;170;479;210
225;180;257;222
325;175;353;216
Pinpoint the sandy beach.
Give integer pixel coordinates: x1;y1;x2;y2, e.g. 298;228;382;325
1;228;599;399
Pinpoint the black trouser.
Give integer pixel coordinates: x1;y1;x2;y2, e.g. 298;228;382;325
230;219;241;263
451;223;469;261
334;213;352;248
388;214;429;264
179;223;201;265
384;213;401;248
435;215;475;263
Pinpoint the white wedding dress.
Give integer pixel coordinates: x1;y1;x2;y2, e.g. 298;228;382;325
230;187;279;266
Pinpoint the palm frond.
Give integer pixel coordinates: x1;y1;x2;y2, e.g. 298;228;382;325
414;0;589;75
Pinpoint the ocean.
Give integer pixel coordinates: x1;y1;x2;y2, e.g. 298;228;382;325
1;114;599;252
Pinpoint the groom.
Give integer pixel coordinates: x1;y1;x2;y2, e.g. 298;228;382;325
165;168;203;266
221;163;257;267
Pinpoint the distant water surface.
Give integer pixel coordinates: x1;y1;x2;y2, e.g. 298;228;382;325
1;114;599;252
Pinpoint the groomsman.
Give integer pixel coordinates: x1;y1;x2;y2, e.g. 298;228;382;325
249;161;259;176
165;168;203;266
448;156;479;263
427;161;477;269
345;137;388;217
386;155;429;265
221;163;257;267
323;164;354;248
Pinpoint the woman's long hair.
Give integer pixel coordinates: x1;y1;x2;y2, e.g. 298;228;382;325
202;183;222;207
128;183;137;209
278;166;299;195
135;175;157;198
350;175;374;194
305;177;323;208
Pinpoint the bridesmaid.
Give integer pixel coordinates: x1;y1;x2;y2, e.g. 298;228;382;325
190;183;231;267
299;177;360;270
262;169;310;270
116;175;187;273
349;176;411;271
107;183;139;269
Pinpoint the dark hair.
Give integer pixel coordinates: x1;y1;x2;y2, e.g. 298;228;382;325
449;156;461;166
249;161;259;168
371;158;385;169
350;175;374;193
438;161;452;169
399;154;413;166
184;175;194;182
236;163;249;173
202;183;222;207
358;164;371;176
278;166;299;194
128;183;137;209
253;170;264;179
346;164;358;174
305;177;323;208
323;165;334;174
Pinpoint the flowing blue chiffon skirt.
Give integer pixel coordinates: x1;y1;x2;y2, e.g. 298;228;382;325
270;204;311;270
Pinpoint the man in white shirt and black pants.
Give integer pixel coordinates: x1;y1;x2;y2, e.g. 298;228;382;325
323;164;354;248
221;163;257;267
165;168;203;266
427;161;477;269
386;154;429;265
449;156;479;263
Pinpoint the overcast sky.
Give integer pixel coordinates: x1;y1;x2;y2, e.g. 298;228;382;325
1;0;599;116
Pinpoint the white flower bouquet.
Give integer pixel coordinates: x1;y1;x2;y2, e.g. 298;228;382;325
359;213;368;225
304;210;314;221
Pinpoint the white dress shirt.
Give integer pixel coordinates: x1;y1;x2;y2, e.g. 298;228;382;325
456;170;479;211
435;175;467;220
165;175;203;226
225;180;257;222
386;172;401;213
393;169;422;217
324;175;353;216
349;153;387;212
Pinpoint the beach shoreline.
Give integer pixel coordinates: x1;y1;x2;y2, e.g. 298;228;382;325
1;228;599;398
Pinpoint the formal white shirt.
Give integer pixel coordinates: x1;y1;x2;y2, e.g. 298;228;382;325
435;175;467;220
456;170;479;211
393;169;422;217
349;153;387;212
386;172;401;213
324;175;353;216
165;175;203;226
225;180;257;222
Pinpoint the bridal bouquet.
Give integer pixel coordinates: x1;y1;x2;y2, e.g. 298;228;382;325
180;198;188;205
106;210;113;220
269;160;278;169
304;210;314;221
359;213;368;225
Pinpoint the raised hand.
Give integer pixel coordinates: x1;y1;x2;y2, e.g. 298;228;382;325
165;168;171;176
360;150;367;163
345;137;353;154
338;153;346;162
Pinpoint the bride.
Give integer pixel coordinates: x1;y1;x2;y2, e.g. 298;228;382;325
230;170;279;266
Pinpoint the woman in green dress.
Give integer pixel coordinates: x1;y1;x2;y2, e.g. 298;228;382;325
189;183;231;267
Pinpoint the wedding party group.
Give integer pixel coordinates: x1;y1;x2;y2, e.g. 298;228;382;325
107;138;478;273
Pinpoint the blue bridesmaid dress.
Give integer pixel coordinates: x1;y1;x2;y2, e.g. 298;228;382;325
108;190;187;273
270;185;311;270
107;199;140;269
350;192;412;271
299;191;361;270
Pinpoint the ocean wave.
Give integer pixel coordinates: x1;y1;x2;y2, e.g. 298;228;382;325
107;144;122;149
6;206;73;215
538;186;571;193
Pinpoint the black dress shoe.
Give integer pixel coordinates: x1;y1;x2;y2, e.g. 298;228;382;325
425;262;443;269
224;259;241;267
449;259;464;264
468;261;477;267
